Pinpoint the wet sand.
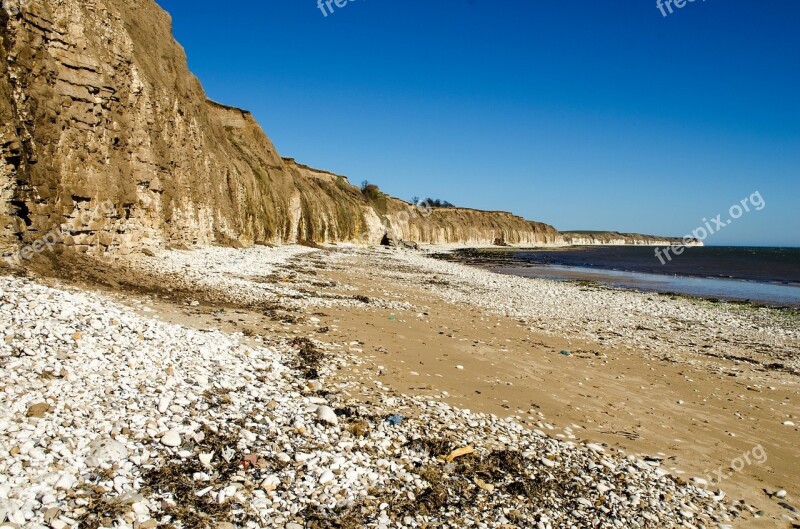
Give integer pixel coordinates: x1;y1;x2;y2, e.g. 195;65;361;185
492;264;800;308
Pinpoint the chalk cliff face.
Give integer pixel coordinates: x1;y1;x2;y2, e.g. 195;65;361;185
382;198;563;246
0;0;684;261
287;161;564;247
561;232;703;247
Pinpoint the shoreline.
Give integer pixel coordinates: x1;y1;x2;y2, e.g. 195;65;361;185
434;246;800;309
2;244;798;528
493;266;800;309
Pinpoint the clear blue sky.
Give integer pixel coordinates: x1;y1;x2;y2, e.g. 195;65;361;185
155;0;799;246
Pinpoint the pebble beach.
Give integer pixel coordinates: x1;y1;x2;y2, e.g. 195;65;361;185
1;244;798;528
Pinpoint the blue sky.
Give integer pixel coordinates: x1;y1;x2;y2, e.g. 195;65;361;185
156;0;799;246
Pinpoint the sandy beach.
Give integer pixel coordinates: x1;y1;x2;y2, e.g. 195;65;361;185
2;0;796;527
2;244;796;528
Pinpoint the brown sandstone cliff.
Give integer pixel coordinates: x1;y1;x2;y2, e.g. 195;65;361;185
0;0;682;263
282;159;565;247
0;0;369;257
0;0;564;258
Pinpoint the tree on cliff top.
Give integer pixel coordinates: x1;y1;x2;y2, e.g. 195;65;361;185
422;198;454;208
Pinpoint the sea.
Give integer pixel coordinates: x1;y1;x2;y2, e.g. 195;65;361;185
439;246;800;308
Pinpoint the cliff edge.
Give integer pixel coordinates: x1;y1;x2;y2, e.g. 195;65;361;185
0;0;684;262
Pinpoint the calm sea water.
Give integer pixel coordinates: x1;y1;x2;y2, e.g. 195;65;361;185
442;246;800;308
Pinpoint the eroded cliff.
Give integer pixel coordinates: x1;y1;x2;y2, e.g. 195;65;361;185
0;0;683;262
0;0;382;258
284;160;564;247
0;0;560;257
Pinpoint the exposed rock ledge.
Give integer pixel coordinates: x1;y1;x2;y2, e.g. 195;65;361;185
0;0;691;262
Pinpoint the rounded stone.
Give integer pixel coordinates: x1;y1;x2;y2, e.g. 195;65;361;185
316;406;338;425
161;429;182;447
